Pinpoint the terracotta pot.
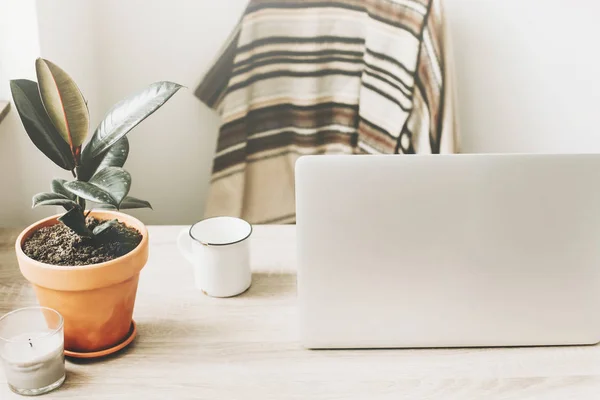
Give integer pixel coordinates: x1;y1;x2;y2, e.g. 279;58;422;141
15;210;148;353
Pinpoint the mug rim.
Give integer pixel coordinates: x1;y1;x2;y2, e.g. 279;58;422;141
189;216;253;247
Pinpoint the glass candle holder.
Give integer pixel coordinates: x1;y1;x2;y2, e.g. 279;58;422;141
0;307;65;396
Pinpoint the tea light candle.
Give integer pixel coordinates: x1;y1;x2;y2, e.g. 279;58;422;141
0;307;66;396
3;332;65;391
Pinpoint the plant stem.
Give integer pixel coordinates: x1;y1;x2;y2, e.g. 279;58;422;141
71;169;76;179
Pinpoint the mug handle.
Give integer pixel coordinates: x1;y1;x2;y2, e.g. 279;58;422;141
177;228;195;265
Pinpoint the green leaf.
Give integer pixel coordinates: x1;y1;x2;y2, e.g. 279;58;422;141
33;192;67;204
9;80;75;170
92;219;118;236
32;192;78;210
76;137;129;182
64;180;117;207
95;203;117;210
51;178;76;200
58;207;92;237
36;58;89;153
118;196;152;210
82;81;182;160
94;196;151;210
89;167;131;205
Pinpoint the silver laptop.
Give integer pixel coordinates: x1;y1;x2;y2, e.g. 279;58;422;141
295;154;600;349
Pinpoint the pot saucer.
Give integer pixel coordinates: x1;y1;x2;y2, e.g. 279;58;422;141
64;320;137;359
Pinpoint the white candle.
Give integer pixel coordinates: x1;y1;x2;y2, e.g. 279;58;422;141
2;332;65;391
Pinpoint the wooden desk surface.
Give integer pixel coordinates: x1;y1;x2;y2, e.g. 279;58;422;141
1;225;600;399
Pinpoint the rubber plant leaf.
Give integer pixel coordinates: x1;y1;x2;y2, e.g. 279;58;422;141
9;80;75;170
76;137;129;182
58;207;92;237
36;58;89;164
64;180;118;207
51;178;77;200
82;81;182;160
32;192;78;210
117;196;152;210
92;219;118;236
89;167;131;206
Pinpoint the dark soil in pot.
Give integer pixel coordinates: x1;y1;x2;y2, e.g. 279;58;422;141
22;217;142;266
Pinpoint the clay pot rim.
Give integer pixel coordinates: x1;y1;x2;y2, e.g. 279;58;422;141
15;210;149;271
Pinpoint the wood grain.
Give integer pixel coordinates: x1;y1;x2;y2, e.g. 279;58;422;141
1;225;600;399
0;101;9;125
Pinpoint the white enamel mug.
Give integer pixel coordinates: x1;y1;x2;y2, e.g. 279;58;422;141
177;217;252;297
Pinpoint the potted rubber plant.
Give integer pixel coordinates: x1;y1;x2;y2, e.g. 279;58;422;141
10;58;182;354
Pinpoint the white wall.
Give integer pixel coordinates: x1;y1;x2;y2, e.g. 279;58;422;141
3;0;600;227
0;0;50;226
445;0;600;154
0;0;247;227
92;0;248;225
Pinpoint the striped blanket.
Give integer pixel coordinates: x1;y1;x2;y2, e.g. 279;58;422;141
195;0;457;224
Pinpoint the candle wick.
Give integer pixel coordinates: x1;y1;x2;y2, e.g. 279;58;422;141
28;338;32;348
